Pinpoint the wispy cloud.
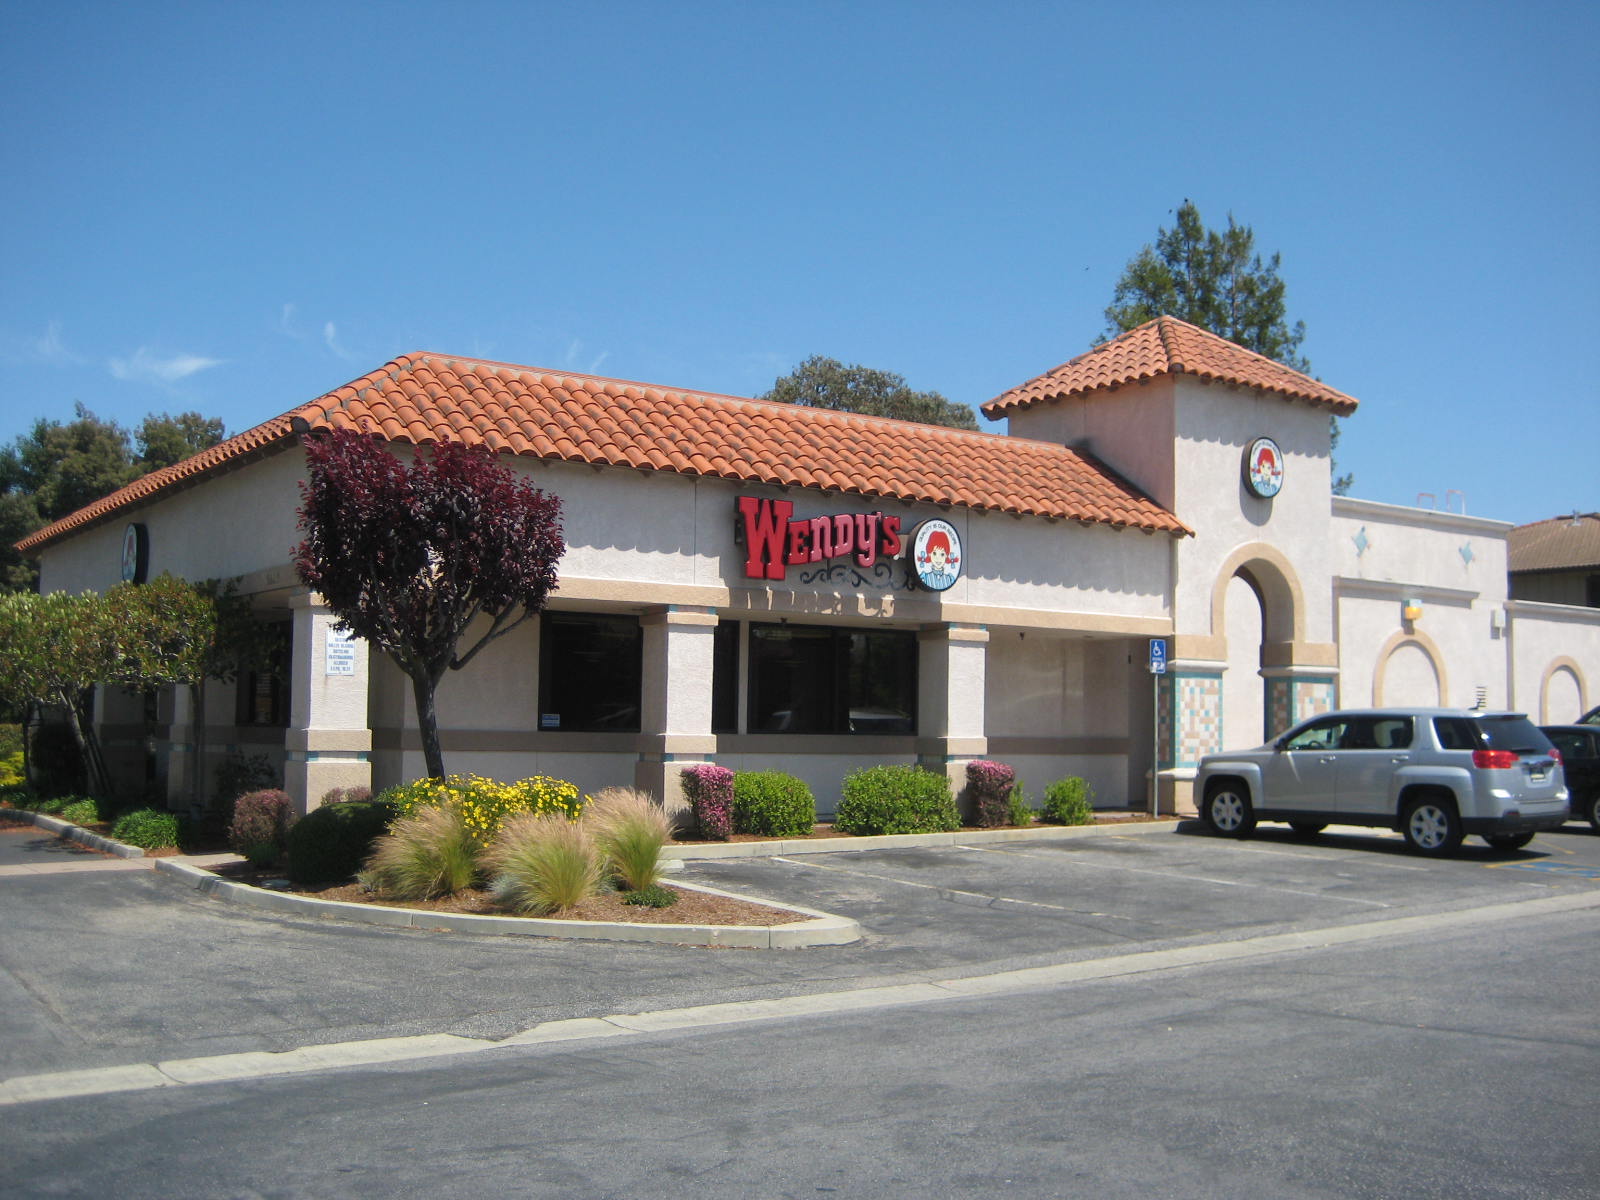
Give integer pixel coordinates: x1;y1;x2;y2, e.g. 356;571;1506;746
563;339;610;375
323;321;356;360
1;320;84;366
108;347;225;384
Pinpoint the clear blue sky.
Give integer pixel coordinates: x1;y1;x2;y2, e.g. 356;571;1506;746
3;1;1595;527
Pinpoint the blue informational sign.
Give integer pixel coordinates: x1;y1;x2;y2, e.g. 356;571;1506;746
1149;638;1168;675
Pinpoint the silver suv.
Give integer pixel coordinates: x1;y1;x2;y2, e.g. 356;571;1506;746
1194;708;1569;855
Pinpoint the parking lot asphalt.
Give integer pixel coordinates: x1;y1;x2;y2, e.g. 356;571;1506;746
1;814;1597;1087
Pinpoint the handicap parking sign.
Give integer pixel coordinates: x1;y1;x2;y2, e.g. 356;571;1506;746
1149;638;1168;675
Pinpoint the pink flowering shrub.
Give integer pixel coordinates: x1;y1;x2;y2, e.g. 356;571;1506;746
229;789;299;866
966;759;1016;829
680;764;734;840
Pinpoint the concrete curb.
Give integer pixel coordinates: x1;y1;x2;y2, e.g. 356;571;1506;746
0;806;146;858
661;817;1182;860
151;858;862;949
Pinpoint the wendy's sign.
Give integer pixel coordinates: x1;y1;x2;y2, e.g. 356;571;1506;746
737;496;903;581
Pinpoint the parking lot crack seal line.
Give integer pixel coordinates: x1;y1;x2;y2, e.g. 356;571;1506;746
4;889;1595;1109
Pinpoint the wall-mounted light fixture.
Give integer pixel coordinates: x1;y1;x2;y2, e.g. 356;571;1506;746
1402;598;1423;623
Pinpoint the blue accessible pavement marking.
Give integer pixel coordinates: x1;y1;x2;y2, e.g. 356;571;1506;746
1489;861;1600;880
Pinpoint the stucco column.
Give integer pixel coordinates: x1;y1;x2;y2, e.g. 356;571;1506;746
917;622;989;819
634;606;718;826
284;591;372;814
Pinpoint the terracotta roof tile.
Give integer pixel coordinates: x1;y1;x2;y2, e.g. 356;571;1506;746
984;316;1358;417
17;352;1190;553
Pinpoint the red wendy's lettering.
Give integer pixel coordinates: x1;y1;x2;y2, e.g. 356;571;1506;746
737;496;901;581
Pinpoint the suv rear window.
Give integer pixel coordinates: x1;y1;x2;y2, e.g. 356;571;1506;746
1433;715;1552;754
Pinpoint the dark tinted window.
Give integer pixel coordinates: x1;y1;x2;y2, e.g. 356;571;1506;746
1545;729;1592;759
539;612;642;732
712;620;740;734
1435;715;1552;754
748;623;916;734
1283;716;1347;751
1338;716;1413;750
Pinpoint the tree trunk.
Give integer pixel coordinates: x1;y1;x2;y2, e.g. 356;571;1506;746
60;688;112;799
409;670;446;780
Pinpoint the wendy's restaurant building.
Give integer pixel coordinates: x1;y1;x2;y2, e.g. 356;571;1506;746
17;317;1600;818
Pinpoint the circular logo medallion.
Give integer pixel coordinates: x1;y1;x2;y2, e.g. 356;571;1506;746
1243;437;1284;499
908;519;962;592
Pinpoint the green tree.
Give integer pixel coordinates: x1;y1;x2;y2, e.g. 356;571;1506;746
2;406;227;592
135;411;226;472
1102;200;1350;492
0;590;118;797
763;356;978;430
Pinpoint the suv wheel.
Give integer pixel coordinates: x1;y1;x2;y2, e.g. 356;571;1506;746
1203;783;1256;837
1588;794;1600;834
1484;832;1534;852
1402;796;1463;856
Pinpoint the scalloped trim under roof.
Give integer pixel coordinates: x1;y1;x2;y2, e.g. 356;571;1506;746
17;352;1190;553
983;316;1359;417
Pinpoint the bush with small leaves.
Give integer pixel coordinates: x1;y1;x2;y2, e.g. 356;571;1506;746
112;808;181;850
360;806;479;900
835;765;960;836
58;797;100;826
319;785;373;807
733;770;816;838
228;789;298;867
622;884;678;908
1041;777;1095;825
587;786;671;892
680;763;734;840
379;773;583;850
486;813;602;915
965;760;1016;829
1007;782;1035;828
286;799;398;885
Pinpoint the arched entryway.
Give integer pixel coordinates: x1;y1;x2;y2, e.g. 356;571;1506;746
1209;543;1309;749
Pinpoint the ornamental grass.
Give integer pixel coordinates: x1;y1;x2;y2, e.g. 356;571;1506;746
485;813;603;915
359;806;478;900
587;786;671;892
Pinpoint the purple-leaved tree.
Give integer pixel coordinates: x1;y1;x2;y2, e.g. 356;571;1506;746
294;429;565;779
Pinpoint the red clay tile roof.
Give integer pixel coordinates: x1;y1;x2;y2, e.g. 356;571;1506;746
1508;512;1600;573
983;316;1359;417
16;353;1190;553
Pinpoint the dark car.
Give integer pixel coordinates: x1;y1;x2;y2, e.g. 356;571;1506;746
1540;724;1600;832
1580;705;1600;727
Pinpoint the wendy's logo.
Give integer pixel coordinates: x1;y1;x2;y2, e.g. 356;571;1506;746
1244;437;1284;499
909;519;961;592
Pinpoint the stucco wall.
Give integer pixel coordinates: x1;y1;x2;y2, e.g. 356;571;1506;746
1332;498;1514;709
1507;600;1600;722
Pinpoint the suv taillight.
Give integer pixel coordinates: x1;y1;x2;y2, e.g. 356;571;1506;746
1549;748;1563;765
1471;749;1520;769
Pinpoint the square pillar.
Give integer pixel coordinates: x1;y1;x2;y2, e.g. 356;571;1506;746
916;622;989;818
284;591;372;815
634;606;718;826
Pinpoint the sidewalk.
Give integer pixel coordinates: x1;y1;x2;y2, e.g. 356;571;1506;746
0;810;235;877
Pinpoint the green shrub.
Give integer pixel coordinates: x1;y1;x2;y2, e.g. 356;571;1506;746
379;773;583;849
228;789;298;867
486;813;602;915
58;798;100;826
112;808;181;850
587;786;671;891
1041;777;1094;825
1007;782;1035;827
360;806;478;900
622;884;678;908
0;724;22;759
732;770;816;837
286;799;398;885
835;765;960;836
